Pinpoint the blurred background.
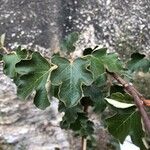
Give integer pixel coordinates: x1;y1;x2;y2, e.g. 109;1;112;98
0;0;150;149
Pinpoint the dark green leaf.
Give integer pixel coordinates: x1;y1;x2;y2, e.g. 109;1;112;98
60;120;70;129
49;84;59;99
16;52;55;109
60;32;79;53
2;47;30;78
127;53;150;73
104;53;123;73
83;84;107;113
87;48;106;79
80;120;94;137
70;113;94;137
111;92;133;103
110;85;125;95
80;97;94;107
106;110;146;149
83;48;93;56
87;136;97;150
87;48;123;80
0;53;3;61
94;73;107;87
51;55;93;107
16;46;32;59
3;53;20;78
83;75;108;113
130;53;145;60
59;101;83;124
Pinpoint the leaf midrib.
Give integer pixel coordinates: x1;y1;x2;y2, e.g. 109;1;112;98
115;110;136;133
20;70;50;98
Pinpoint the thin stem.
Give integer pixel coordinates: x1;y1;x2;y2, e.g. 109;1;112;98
81;101;88;150
81;137;87;150
107;71;150;134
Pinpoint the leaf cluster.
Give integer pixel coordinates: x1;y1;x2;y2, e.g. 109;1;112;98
1;33;150;149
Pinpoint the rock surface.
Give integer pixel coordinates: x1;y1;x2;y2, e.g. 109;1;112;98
0;0;150;150
0;0;150;53
0;91;70;150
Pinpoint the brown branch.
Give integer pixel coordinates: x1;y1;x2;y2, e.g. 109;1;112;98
107;71;150;134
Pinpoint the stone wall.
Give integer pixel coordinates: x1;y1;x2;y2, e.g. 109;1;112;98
0;0;150;52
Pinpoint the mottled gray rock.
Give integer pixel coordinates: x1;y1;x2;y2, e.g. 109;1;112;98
0;93;70;150
0;0;61;50
0;0;150;53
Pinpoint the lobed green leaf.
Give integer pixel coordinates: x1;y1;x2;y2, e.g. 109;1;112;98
2;47;31;78
127;53;150;73
51;55;93;107
58;102;83;124
87;48;123;80
106;109;146;149
60;32;79;53
15;52;56;109
83;83;107;113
